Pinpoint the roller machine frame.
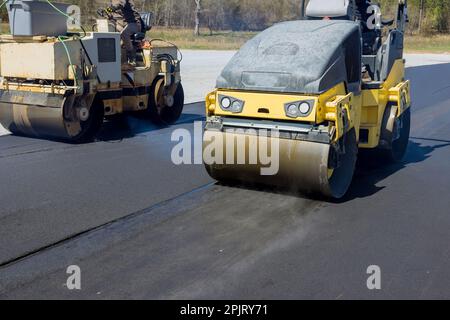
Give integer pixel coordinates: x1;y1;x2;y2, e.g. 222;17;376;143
203;0;411;198
0;2;184;142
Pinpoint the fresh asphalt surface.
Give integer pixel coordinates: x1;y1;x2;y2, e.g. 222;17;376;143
1;53;450;299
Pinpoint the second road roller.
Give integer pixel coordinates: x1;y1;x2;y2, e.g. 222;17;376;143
0;1;184;142
203;0;411;199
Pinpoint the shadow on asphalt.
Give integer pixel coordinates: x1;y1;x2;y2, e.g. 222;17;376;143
1;113;203;145
218;137;450;204
340;62;450;201
96;113;203;142
341;138;450;201
93;63;450;202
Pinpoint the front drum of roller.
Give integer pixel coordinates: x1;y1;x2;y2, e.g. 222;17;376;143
203;129;357;199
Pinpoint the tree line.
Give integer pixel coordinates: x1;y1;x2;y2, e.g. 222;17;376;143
1;0;449;34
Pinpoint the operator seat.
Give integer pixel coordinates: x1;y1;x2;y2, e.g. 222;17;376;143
355;0;381;55
131;12;152;45
304;0;405;85
305;0;356;20
131;12;153;64
305;0;381;55
131;12;152;46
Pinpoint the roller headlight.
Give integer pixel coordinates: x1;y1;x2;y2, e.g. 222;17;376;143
231;100;243;113
299;102;311;115
284;100;314;118
287;104;299;117
218;95;245;113
221;97;231;109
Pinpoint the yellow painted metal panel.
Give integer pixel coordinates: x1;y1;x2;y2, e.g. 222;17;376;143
0;41;81;80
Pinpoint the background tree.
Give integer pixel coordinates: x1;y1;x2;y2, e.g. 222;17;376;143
0;0;449;35
194;0;201;36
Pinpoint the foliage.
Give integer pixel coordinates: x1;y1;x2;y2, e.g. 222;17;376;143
0;0;449;34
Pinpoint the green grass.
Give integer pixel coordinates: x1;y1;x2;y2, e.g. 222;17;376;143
405;34;450;54
149;27;256;50
151;28;450;53
0;24;255;50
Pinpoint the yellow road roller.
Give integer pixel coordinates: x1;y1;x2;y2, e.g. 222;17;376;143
203;0;411;198
0;3;183;142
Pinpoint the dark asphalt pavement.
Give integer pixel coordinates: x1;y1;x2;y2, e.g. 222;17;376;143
1;62;450;299
0;107;211;265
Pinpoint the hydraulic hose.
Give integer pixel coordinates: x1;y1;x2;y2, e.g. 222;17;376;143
150;38;183;62
58;36;79;89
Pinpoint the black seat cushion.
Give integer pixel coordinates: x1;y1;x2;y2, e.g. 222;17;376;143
132;32;146;42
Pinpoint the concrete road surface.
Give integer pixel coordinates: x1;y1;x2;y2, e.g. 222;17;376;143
1;53;450;299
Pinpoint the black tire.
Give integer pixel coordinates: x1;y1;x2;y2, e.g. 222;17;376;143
71;100;104;143
146;78;184;125
388;107;411;162
377;104;411;163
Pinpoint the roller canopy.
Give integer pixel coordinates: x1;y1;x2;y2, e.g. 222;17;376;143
216;20;362;94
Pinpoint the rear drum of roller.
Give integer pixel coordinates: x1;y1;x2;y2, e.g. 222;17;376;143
0;91;102;142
